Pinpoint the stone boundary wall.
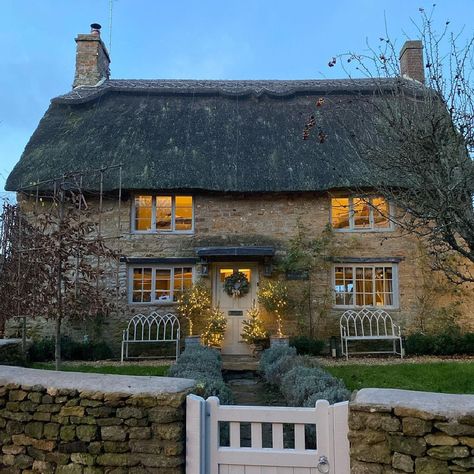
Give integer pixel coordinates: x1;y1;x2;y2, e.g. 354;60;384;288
349;388;474;474
0;366;194;473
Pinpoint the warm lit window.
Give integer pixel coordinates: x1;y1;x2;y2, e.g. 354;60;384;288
333;264;397;308
331;196;391;231
130;266;193;303
133;195;193;232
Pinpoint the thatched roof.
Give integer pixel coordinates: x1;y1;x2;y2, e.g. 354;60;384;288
5;78;419;193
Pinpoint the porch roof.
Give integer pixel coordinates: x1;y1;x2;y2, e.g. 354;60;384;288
196;246;275;260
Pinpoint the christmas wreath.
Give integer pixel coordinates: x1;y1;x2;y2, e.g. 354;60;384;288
224;271;250;298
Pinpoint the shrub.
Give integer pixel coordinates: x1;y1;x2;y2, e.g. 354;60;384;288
290;336;325;356
280;366;336;406
28;337;113;362
259;345;297;375
303;385;351;406
169;345;233;404
263;354;301;386
405;332;474;356
259;345;351;407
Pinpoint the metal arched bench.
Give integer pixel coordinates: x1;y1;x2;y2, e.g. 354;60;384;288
340;308;403;360
121;312;181;363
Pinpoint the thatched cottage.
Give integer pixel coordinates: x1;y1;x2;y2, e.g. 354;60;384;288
5;24;473;354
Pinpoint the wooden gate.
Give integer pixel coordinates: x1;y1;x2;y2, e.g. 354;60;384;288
186;395;350;474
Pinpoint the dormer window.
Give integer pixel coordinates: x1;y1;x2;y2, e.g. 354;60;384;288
331;196;392;231
133;195;194;233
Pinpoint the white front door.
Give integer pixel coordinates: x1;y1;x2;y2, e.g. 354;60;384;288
213;263;258;355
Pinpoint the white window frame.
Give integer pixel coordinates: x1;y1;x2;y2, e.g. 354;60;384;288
330;196;394;232
128;265;195;305
131;195;194;234
332;263;399;310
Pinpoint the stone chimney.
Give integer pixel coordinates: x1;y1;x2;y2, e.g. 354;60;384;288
399;40;424;84
73;23;110;88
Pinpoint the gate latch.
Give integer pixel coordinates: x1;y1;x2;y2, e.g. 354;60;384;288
317;455;330;473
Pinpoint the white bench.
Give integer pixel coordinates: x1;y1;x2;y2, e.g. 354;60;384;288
340;308;403;360
121;312;181;363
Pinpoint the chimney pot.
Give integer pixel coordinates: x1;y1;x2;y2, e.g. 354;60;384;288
399;40;425;84
90;23;102;36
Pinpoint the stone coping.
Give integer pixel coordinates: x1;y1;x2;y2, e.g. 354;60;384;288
0;338;23;347
353;388;474;418
0;365;195;395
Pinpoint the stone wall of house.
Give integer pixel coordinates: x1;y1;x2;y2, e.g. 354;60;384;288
0;366;194;473
349;388;474;474
9;192;473;352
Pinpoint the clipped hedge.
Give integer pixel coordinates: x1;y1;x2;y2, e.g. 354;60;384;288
169;345;233;404
289;336;325;356
259;345;350;407
28;336;113;362
406;332;474;356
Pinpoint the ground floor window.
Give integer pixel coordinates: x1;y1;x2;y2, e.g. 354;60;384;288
129;266;193;304
333;264;398;308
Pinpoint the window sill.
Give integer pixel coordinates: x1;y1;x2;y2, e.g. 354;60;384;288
333;305;399;311
128;301;178;306
131;230;194;235
333;227;394;233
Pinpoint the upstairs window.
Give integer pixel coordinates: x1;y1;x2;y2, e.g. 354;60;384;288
133;195;193;233
130;266;193;303
331;196;391;231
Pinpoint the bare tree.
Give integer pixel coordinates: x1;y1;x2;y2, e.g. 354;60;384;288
308;7;474;283
0;192;116;369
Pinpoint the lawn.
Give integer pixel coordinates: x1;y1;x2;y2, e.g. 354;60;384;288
326;361;474;394
30;363;170;377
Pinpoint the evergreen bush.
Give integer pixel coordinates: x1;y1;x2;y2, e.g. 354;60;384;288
289;336;325;356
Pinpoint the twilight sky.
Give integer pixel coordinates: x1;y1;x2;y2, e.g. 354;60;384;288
1;0;473;199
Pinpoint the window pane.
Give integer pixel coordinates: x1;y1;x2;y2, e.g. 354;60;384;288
372;197;390;228
331;198;350;229
135;196;153;231
353;198;371;228
155;269;171;302
132;268;152;302
173;267;193;301
175;196;193;231
156;196;172;231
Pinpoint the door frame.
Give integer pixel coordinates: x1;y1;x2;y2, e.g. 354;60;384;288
212;262;259;354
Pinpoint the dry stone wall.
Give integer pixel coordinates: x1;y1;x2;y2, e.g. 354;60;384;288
349;388;474;474
0;366;194;473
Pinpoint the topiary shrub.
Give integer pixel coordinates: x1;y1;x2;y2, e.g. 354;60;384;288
289;336;325;356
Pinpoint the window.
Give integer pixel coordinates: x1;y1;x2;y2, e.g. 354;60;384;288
133;195;193;233
130;266;193;303
333;264;397;308
331;196;391;231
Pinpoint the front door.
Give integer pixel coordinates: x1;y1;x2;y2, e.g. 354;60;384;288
213;263;258;355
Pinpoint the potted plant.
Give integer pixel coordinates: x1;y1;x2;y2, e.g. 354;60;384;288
176;281;211;347
258;280;290;346
241;304;269;355
200;306;227;350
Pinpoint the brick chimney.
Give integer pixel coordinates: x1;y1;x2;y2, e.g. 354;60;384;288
73;23;110;88
399;40;424;84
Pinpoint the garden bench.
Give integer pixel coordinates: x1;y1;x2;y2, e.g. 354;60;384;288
121;312;181;363
340;308;403;360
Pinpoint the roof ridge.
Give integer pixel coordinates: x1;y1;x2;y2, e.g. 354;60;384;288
53;77;408;105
